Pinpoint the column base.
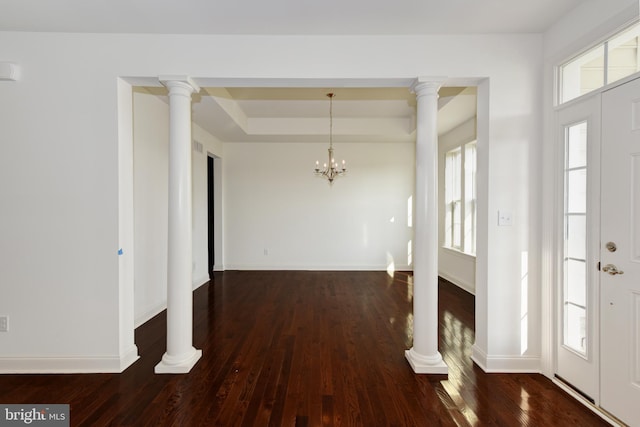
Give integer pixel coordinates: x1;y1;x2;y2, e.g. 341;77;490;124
405;348;449;374
155;348;202;374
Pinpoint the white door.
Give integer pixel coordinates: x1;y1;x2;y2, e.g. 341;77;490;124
556;94;601;400
600;76;640;427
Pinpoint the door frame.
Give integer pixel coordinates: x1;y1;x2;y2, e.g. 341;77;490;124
208;153;223;273
552;92;601;403
207;155;215;278
548;73;640;426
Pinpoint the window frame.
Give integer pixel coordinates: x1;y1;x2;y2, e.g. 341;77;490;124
557;20;640;105
562;121;589;357
443;140;477;257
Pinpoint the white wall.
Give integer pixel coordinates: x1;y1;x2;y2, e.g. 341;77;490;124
133;89;169;327
132;89;222;328
0;30;544;373
544;0;638;64
224;141;414;270
438;118;476;294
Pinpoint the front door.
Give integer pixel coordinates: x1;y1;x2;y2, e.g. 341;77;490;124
600;76;640;427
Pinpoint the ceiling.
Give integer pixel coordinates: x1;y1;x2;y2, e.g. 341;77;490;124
0;0;582;35
3;0;579;144
141;86;477;143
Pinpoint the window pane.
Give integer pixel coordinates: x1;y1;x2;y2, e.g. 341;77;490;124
561;45;605;103
464;142;477;255
464;200;475;254
445;148;462;250
453;200;461;249
566;215;586;260
566;258;586;307
444;203;453;247
567;124;587;168
566;169;587;213
607;24;640;84
565;304;587;354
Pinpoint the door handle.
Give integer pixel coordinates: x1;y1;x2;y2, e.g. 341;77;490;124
602;264;624;275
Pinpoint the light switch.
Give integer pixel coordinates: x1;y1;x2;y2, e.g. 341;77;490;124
498;210;513;226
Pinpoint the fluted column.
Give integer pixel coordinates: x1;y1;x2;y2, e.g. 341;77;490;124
155;76;202;374
405;77;448;374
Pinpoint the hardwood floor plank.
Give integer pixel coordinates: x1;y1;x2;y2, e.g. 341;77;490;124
0;271;609;426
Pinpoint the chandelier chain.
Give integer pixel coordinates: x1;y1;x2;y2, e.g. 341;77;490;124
329;93;333;149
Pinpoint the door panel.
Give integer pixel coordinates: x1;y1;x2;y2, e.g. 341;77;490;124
600;76;640;427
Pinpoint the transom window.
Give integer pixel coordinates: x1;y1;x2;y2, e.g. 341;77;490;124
559;21;640;104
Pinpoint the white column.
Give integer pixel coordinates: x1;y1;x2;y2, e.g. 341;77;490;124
405;77;448;374
155;76;202;374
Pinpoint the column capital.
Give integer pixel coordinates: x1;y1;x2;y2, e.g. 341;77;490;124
411;77;447;96
158;75;200;94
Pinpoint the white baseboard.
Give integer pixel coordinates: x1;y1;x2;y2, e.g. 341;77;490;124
119;345;140;372
438;271;475;295
0;347;140;374
221;264;413;271
193;275;210;290
471;345;541;373
135;301;166;328
134;276;211;328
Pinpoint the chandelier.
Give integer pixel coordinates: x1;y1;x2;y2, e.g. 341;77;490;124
314;93;346;183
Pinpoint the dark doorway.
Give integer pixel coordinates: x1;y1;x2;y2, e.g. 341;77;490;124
207;155;215;279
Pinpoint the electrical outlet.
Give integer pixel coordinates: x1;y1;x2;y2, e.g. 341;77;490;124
498;210;513;226
0;316;8;332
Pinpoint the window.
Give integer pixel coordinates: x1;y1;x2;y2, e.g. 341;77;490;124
607;25;640;83
464;142;477;254
559;21;640;104
445;147;461;250
444;141;476;255
563;122;588;356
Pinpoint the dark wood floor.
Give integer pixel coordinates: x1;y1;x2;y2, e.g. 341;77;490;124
0;271;608;426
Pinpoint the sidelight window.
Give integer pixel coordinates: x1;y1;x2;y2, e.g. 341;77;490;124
563;122;588;356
